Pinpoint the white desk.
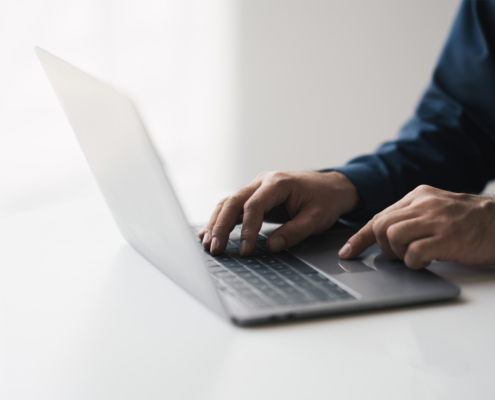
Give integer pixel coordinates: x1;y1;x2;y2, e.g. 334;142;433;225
2;182;495;400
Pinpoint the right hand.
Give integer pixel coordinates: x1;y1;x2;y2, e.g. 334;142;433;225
198;171;361;256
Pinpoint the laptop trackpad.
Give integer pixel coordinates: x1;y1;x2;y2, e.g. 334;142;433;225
261;222;405;275
287;228;404;275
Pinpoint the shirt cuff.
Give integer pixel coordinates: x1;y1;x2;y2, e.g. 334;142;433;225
320;162;396;222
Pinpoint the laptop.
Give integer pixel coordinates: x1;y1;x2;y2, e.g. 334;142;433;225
35;47;460;326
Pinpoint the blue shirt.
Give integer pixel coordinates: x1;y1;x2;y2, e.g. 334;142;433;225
328;0;495;221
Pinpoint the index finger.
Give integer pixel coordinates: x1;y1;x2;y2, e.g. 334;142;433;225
339;219;376;259
240;181;291;255
209;183;260;254
338;196;412;259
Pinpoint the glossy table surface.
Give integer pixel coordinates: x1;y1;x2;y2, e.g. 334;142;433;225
2;181;495;400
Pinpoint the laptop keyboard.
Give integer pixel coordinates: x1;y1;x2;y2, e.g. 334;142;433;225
194;226;356;309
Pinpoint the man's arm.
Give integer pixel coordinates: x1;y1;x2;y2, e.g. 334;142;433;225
328;0;495;222
201;0;495;259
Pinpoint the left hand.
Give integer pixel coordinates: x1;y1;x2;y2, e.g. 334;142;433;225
338;185;495;269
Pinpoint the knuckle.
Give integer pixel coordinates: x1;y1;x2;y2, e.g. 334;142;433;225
371;212;382;223
372;216;386;238
420;195;440;207
386;224;401;243
218;197;229;205
268;171;289;184
405;241;423;263
415;184;432;194
308;207;324;221
255;171;268;180
244;199;261;213
224;195;243;209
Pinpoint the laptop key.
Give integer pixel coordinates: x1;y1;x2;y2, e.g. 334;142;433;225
228;266;248;273
256;283;270;291
293;267;316;275
319;280;337;288
278;285;299;294
305;288;332;301
278;269;296;275
264;259;285;267
244;277;263;285
221;261;241;268
238;257;259;265
222;275;240;283
214;256;233;264
212;270;231;277
270;281;291;289
229;280;248;288
238;272;256;279
292;280;314;289
235;287;255;296
263;273;281;281
269;264;290;271
284;273;304;280
305;273;329;282
245;263;265;271
256;268;274;275
255;254;277;261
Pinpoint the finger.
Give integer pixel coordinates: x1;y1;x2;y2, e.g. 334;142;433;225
339;219;376;259
240;182;291;255
387;218;435;259
201;199;226;250
404;236;437;270
267;207;328;252
372;207;421;260
210;184;260;254
339;196;416;259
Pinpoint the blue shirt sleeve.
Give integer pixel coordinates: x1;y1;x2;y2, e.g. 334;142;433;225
327;0;495;221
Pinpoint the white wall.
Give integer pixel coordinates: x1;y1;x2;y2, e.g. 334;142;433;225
234;0;460;184
0;0;465;217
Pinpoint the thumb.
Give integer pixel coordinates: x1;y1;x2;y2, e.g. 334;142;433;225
267;208;328;252
339;220;376;259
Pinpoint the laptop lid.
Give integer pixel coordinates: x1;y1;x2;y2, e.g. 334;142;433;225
35;47;229;320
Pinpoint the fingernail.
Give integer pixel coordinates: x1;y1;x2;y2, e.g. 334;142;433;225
269;236;286;253
211;237;219;253
339;243;351;257
203;232;210;244
240;239;248;256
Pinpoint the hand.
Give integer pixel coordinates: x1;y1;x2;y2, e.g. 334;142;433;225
339;185;495;269
199;171;361;255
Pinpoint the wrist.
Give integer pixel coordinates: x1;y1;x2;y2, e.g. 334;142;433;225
321;171;362;216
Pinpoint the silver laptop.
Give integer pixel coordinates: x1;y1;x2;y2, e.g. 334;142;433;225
35;47;460;326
